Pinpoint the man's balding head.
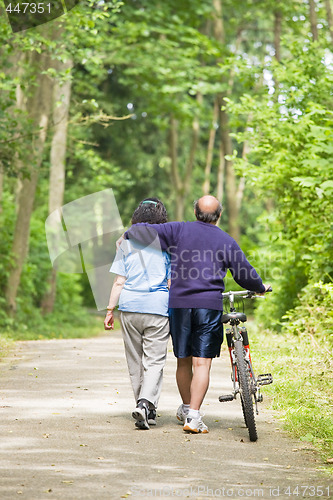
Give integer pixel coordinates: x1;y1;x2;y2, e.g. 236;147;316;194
194;196;222;224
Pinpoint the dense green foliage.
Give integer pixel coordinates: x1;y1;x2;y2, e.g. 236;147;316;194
250;323;333;462
0;0;332;399
228;39;333;334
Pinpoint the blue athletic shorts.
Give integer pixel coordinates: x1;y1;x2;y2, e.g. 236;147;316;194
169;308;223;358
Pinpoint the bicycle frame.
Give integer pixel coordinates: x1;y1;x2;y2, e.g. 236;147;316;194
219;289;273;441
226;323;262;415
223;291;260;411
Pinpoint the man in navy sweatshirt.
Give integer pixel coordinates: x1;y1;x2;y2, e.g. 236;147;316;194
125;195;270;434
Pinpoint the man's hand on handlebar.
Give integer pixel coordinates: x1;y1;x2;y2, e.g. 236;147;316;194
257;284;272;296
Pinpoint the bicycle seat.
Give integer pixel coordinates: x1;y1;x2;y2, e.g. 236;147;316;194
221;312;247;324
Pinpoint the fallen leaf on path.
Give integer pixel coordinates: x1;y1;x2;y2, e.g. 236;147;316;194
61;481;73;484
326;458;333;464
97;457;105;460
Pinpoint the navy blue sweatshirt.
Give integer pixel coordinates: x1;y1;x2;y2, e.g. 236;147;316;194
125;221;265;311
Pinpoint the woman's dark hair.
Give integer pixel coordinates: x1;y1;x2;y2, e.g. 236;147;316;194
131;197;168;225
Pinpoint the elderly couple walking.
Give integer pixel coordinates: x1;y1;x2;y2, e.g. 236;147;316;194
104;195;270;433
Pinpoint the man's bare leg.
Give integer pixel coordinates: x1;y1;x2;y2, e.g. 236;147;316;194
189;357;212;410
176;356;192;404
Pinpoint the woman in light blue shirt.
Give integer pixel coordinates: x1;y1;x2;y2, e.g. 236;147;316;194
104;198;170;430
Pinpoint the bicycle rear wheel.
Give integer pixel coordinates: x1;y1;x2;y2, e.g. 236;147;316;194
234;338;258;442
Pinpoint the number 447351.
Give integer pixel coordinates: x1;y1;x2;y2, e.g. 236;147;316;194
6;3;51;14
284;486;330;497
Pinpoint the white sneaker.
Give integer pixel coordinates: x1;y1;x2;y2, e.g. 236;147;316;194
132;403;149;430
176;404;188;424
183;416;209;434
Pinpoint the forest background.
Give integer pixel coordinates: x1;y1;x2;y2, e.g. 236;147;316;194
0;0;332;460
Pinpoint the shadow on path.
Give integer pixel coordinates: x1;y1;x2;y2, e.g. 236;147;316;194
0;332;331;499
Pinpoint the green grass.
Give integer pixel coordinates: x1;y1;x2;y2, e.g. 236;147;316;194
0;334;13;359
0;312;121;341
248;322;333;466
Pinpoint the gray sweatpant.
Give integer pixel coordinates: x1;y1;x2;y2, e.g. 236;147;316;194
120;311;170;409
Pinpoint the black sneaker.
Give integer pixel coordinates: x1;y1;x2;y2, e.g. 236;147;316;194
148;409;157;426
132;401;149;430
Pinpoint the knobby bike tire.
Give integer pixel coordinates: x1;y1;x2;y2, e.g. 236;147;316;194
234;338;258;442
241;398;248;428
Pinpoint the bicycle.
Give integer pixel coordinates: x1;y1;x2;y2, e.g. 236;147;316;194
219;289;273;442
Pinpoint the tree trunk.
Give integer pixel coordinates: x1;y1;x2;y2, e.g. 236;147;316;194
309;0;319;41
234;140;248;214
216;137;225;203
325;0;333;44
183;93;201;199
41;58;73;315
212;0;241;241
5;51;53;315
0;162;3;214
220;102;240;242
213;0;225;42
169;93;201;221
169;115;183;220
203;98;219;195
274;9;282;62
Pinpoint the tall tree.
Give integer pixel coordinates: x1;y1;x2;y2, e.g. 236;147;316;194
325;0;333;43
0;162;3;214
274;3;283;62
213;0;241;240
41;57;73;315
169;93;201;220
4;50;54;314
203;98;219;195
309;0;319;41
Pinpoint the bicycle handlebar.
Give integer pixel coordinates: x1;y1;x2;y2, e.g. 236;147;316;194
222;286;272;299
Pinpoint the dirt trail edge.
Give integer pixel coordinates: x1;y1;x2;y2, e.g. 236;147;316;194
0;332;331;500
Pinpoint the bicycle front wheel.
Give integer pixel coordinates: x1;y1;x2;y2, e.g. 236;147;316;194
234;338;258;442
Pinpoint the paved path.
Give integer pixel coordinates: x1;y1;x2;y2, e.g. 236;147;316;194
0;332;331;500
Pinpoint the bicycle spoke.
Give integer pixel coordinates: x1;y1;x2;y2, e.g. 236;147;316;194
234;339;258;442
